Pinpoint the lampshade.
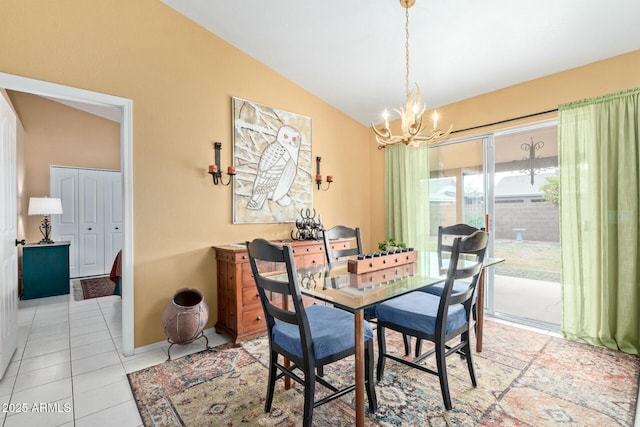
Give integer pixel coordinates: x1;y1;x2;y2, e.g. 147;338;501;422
28;197;63;216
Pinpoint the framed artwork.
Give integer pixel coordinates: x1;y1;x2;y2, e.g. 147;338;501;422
232;97;312;224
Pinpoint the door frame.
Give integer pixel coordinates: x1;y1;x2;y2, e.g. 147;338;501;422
0;72;135;356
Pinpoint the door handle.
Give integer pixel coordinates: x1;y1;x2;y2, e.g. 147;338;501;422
15;239;25;246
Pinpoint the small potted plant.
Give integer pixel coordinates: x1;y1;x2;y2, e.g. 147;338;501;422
378;237;406;252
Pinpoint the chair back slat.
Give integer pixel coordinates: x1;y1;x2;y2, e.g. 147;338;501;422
323;225;363;263
264;302;298;325
437;223;485;270
437;230;488;335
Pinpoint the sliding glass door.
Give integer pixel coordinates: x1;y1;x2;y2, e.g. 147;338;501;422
429;121;560;331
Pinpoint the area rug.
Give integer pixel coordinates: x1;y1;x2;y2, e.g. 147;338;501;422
127;321;639;426
76;276;116;300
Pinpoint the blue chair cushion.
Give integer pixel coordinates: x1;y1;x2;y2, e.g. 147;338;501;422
375;292;467;336
272;305;373;360
364;305;377;319
421;280;470;296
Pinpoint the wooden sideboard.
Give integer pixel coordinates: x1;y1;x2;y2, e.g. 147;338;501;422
212;238;350;343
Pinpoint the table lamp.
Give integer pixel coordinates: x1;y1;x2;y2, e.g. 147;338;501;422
28;197;63;244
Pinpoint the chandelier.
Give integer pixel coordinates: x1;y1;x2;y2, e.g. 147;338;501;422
372;0;452;149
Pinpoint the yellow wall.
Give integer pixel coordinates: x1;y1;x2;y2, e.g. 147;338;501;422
369;49;640;248
0;0;372;346
8;91;121;244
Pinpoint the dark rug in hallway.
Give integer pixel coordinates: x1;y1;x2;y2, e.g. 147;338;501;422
127;321;639;426
79;276;116;300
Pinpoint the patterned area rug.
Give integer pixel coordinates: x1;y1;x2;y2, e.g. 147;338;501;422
77;276;116;300
127;321;639;426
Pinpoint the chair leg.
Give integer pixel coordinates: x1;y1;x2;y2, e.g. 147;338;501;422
303;363;316;427
415;338;423;357
265;350;278;412
403;334;411;356
365;340;378;412
376;325;387;382
435;340;452;410
462;331;477;387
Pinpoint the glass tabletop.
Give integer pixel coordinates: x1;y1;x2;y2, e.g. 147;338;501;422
269;251;504;313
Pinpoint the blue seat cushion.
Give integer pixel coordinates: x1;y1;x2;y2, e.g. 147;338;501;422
272;305;373;360
375;292;467;336
421;280;470;297
364;305;377;319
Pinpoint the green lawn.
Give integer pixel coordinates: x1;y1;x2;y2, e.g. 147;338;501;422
494;240;561;282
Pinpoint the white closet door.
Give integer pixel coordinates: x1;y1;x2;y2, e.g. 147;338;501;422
104;171;122;267
51;167;79;277
78;169;105;276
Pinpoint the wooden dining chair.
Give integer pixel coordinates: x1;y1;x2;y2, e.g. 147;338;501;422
322;225;363;264
410;223;486;355
322;224;412;355
247;238;377;427
374;230;488;410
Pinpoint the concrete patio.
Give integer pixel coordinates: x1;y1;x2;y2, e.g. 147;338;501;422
491;274;562;327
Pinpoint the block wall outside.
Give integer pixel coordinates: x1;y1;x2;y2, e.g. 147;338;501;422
429;201;559;242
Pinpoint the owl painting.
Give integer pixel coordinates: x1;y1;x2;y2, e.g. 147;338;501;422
247;125;301;210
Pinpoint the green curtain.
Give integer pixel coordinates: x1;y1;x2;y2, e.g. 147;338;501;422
384;143;430;253
558;88;640;355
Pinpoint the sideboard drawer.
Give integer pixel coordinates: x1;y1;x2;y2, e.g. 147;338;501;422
242;286;261;308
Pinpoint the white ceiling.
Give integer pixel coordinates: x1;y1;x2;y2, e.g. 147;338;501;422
160;0;640;126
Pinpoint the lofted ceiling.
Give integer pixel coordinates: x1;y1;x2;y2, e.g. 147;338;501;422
160;0;640;126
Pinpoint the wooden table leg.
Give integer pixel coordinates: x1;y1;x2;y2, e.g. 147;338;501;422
476;269;485;353
354;309;365;427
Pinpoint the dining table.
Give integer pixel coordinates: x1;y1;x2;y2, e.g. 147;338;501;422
279;250;504;427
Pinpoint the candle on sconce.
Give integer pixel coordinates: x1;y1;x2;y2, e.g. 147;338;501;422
326;175;333;183
315;174;322;182
227;166;236;175
432;111;439;130
208;164;217;173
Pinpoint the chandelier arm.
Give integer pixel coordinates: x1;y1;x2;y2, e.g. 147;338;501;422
407;115;423;136
371;123;392;139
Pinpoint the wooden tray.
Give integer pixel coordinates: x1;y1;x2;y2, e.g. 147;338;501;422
347;250;418;274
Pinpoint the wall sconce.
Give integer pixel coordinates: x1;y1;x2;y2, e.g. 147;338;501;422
315;156;333;191
208;142;236;186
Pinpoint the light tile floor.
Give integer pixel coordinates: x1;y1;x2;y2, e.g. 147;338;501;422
0;291;228;427
2;291;639;426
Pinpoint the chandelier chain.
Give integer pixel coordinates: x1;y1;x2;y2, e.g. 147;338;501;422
405;5;410;99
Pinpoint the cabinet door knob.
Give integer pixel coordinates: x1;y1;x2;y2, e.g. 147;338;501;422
115;227;119;230
256;316;262;321
88;227;92;231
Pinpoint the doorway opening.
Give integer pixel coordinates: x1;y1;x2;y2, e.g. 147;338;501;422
0;72;134;355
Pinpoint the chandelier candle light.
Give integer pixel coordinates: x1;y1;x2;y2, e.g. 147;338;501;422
372;0;452;148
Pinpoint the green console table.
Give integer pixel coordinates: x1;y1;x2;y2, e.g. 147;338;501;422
22;241;70;300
